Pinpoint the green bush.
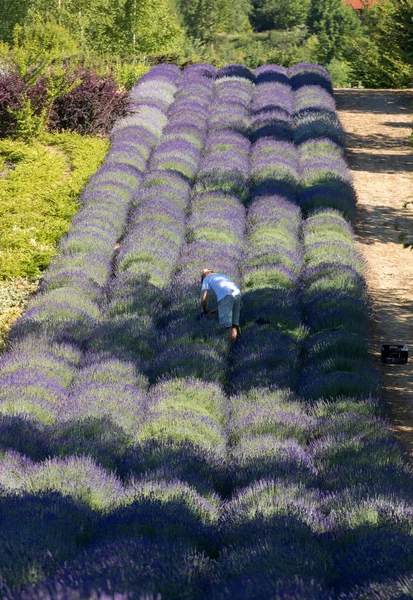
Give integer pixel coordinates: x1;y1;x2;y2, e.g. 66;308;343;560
77;52;150;90
0;132;108;281
0;277;38;352
0;132;108;351
178;28;319;69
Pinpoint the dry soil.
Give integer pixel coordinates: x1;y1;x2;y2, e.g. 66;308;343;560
335;89;413;456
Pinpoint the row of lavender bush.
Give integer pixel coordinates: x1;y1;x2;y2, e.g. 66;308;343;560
1;62;413;599
0;62;239;599
210;64;328;599
0;64;210;595
292;71;413;596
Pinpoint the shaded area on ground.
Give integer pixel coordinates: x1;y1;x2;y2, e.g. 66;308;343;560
355;203;413;245
334;89;413;115
344;151;413;172
336;88;413;457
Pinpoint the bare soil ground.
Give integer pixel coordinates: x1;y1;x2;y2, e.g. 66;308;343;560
335;89;413;456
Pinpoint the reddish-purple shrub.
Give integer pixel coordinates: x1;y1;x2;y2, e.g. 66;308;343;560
0;68;129;137
50;69;129;135
0;72;24;136
27;76;50;114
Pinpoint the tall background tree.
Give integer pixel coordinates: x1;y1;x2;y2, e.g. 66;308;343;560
342;0;413;88
21;0;124;53
1;0;184;58
231;0;252;33
1;0;412;88
307;0;361;62
125;0;184;56
0;0;32;44
176;0;251;40
176;0;232;41
371;0;413;62
251;0;311;31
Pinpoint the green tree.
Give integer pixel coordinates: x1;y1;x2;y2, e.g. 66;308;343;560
230;0;253;33
307;0;361;62
368;0;413;84
119;0;184;57
372;0;413;60
8;18;80;140
133;0;184;55
13;13;79;61
28;0;125;53
343;0;413;88
0;0;31;44
20;0;184;57
176;0;236;41
251;0;311;31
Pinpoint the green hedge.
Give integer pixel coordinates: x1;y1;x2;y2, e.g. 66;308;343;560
0;132;108;350
0;132;108;280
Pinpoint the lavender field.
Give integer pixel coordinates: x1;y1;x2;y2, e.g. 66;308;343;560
1;62;413;600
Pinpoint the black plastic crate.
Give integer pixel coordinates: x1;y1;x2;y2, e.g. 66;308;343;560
381;344;409;364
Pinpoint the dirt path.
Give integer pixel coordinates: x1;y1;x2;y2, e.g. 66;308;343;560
335;89;413;456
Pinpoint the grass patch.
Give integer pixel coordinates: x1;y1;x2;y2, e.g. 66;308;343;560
0;278;39;353
0;132;108;350
0;133;108;280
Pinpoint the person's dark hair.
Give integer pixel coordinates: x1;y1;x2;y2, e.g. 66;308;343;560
201;270;214;283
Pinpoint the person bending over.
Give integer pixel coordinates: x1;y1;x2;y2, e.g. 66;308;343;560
199;269;241;344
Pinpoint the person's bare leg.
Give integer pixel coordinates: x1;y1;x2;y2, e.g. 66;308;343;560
227;326;238;344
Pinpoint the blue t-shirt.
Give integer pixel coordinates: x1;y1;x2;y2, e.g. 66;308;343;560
201;273;241;302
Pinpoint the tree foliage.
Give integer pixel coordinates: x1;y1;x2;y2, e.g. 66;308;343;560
176;0;251;40
125;0;184;55
3;19;80;140
251;0;311;32
2;0;184;58
0;0;31;44
26;0;125;53
0;0;412;89
232;0;253;33
307;0;361;62
342;0;413;88
371;0;413;62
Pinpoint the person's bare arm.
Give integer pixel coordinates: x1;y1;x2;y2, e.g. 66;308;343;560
200;290;208;313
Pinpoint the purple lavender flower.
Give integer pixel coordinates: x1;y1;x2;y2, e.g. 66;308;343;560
289;63;333;95
207;571;334;600
216;64;255;82
229;435;318;489
150;343;227;385
3;62;410;599
183;63;217;79
294;86;336;113
138;63;182;82
229;407;315;446
255;63;290;85
204;130;251;157
0;490;95;593
294;109;345;147
215;80;253;107
101;478;220;553
15;539;213;600
222;478;329;545
252;82;293;115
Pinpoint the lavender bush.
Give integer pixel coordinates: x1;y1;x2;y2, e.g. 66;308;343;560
293;64;413;599
14;539;213;600
2;62;413;599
